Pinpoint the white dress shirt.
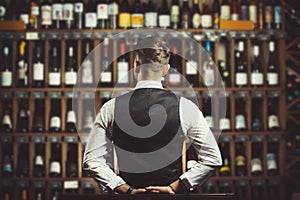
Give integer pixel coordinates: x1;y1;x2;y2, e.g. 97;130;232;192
83;80;222;191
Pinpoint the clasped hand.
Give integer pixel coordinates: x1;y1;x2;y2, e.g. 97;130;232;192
132;186;175;194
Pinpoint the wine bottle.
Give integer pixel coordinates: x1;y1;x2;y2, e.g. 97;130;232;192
81;40;93;87
264;0;273;29
220;0;231;20
203;93;214;130
186;42;198;87
251;141;263;176
170;0;180;29
85;0;97;29
257;0;264;29
117;42;129;86
49;143;62;177
0;0;7;21
236;181;247;200
32;44;45;87
100;38;113;87
231;0;239;20
33;143;45;177
19;187;29;200
63;0;75;29
251;44;263;87
17;144;29;177
131;0;144;29
235;142;247;176
203;41;215;87
65;45;77;87
167;45;182;87
235;96;247;131
267;41;279;86
35;189;45;200
108;0;119;29
19;0;30;29
16;41;28;87
249;0;258;28
1;46;12;88
235;41;248;87
2;143;13;177
252;183;263;200
181;0;190;29
96;0;108;29
16;99;29;133
159;0;170;29
1;100;12;133
267;139;279;175
41;0;52;29
29;0;40;29
145;0;158;28
252;96;263;131
66;143;78;177
74;0;84;29
118;0;131;29
267;96;280;131
212;0;220;29
82;109;94;132
240;0;249;20
65;98;77;132
49;99;61;132
201;0;212;29
219;92;231;131
52;0;63;29
32;99;45;132
273;0;282;30
219;60;230;87
48;44;61;87
219;141;231;176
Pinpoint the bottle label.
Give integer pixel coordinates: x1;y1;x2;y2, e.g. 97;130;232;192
268;115;280;129
159;15;171;28
50;161;61;174
119;13;131;28
236;155;246;166
33;62;44;81
108;3;119;15
67;111;76;123
35;155;44;166
50;116;61;128
266;153;277;170
82;60;93;84
63;3;74;20
1;71;12;87
171;5;179;23
249;5;257;23
274;6;281;23
251;72;263;85
85;12;97;28
65;71;77;85
251;158;263;172
231;13;239;20
219;118;231;130
145;12;158;27
235;114;246;130
74;3;84;13
204;68;215;86
267;72;279;85
169;73;181;85
235;72;247;86
201;15;212;28
265;6;273;23
2;114;12;128
205;116;214;128
20;14;29;24
192;13;201;28
3;163;12;173
49;72;61;86
101;71;112;83
97;4;108;19
32;6;39;15
18;60;27;79
221;5;231;20
240;6;249;20
186;60;198;75
41;5;52;25
0;6;6;17
52;4;63;20
131;14;144;28
117;61;129;83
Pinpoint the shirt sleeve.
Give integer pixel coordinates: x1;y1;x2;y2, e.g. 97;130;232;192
82;99;126;191
179;97;223;190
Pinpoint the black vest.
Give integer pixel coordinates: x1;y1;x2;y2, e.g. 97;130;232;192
112;88;184;188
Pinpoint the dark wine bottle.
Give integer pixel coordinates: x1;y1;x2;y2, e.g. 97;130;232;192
170;0;180;29
264;0;273;29
108;0;119;29
32;43;45;87
65;45;78;87
252;96;263;131
85;0;97;29
235;142;247;176
16;99;29;133
16;41;28;87
231;0;239;20
32;99;45;132
235;41;248;87
65;98;77;133
181;0;190;29
96;0;108;29
131;0;144;29
74;0;84;29
168;45;182;87
251;141;263;176
17;144;29;177
219;60;230;87
49;143;62;177
251;45;264;87
203;41;215;87
48;44;61;87
19;0;30;29
49;98;61;133
240;0;249;20
267;139;279;175
268;96;280;131
81;40;94;87
145;0;157;28
66;143;78;177
1;45;12;88
219;142;231;176
158;0;170;28
273;0;282;29
99;38;113;87
201;0;212;29
1;99;12;133
212;0;220;29
235;96;247;131
29;0;40;29
52;0;63;29
33;143;45;177
117;42;129;86
219;92;231;131
203;93;214;131
2;143;13;177
118;0;131;29
185;42;198;87
220;0;231;20
267;41;279;86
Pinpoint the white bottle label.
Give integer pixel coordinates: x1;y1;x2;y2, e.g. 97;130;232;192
33;62;44;81
74;3;84;13
235;114;246;129
49;72;61;86
186;60;198;75
249;5;257;23
67;111;76;123
101;71;112;83
0;6;6;17
2;114;12;128
85;13;97;28
82;60;93;84
145;12;158;27
221;5;231;20
52;4;63;20
63;3;74;20
97;4;108;19
117;61;129;84
108;3;119;15
204;68;215;86
50;161;61;174
231;13;239;20
192;13;201;28
220;118;231;130
268;115;280;129
235;72;247;86
267;72;279;86
171;6;179;23
41;5;52;25
266;153;277;170
18;60;27;79
1;71;12;87
159;15;171;28
50;116;61;128
251;72;263;85
169;73;181;85
65;71;77;85
32;6;39;15
201;15;212;28
35;155;44;166
205;116;214;128
20;14;29;24
251;158;262;172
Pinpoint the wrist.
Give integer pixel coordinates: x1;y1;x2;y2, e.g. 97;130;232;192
126;186;134;194
168;185;176;194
